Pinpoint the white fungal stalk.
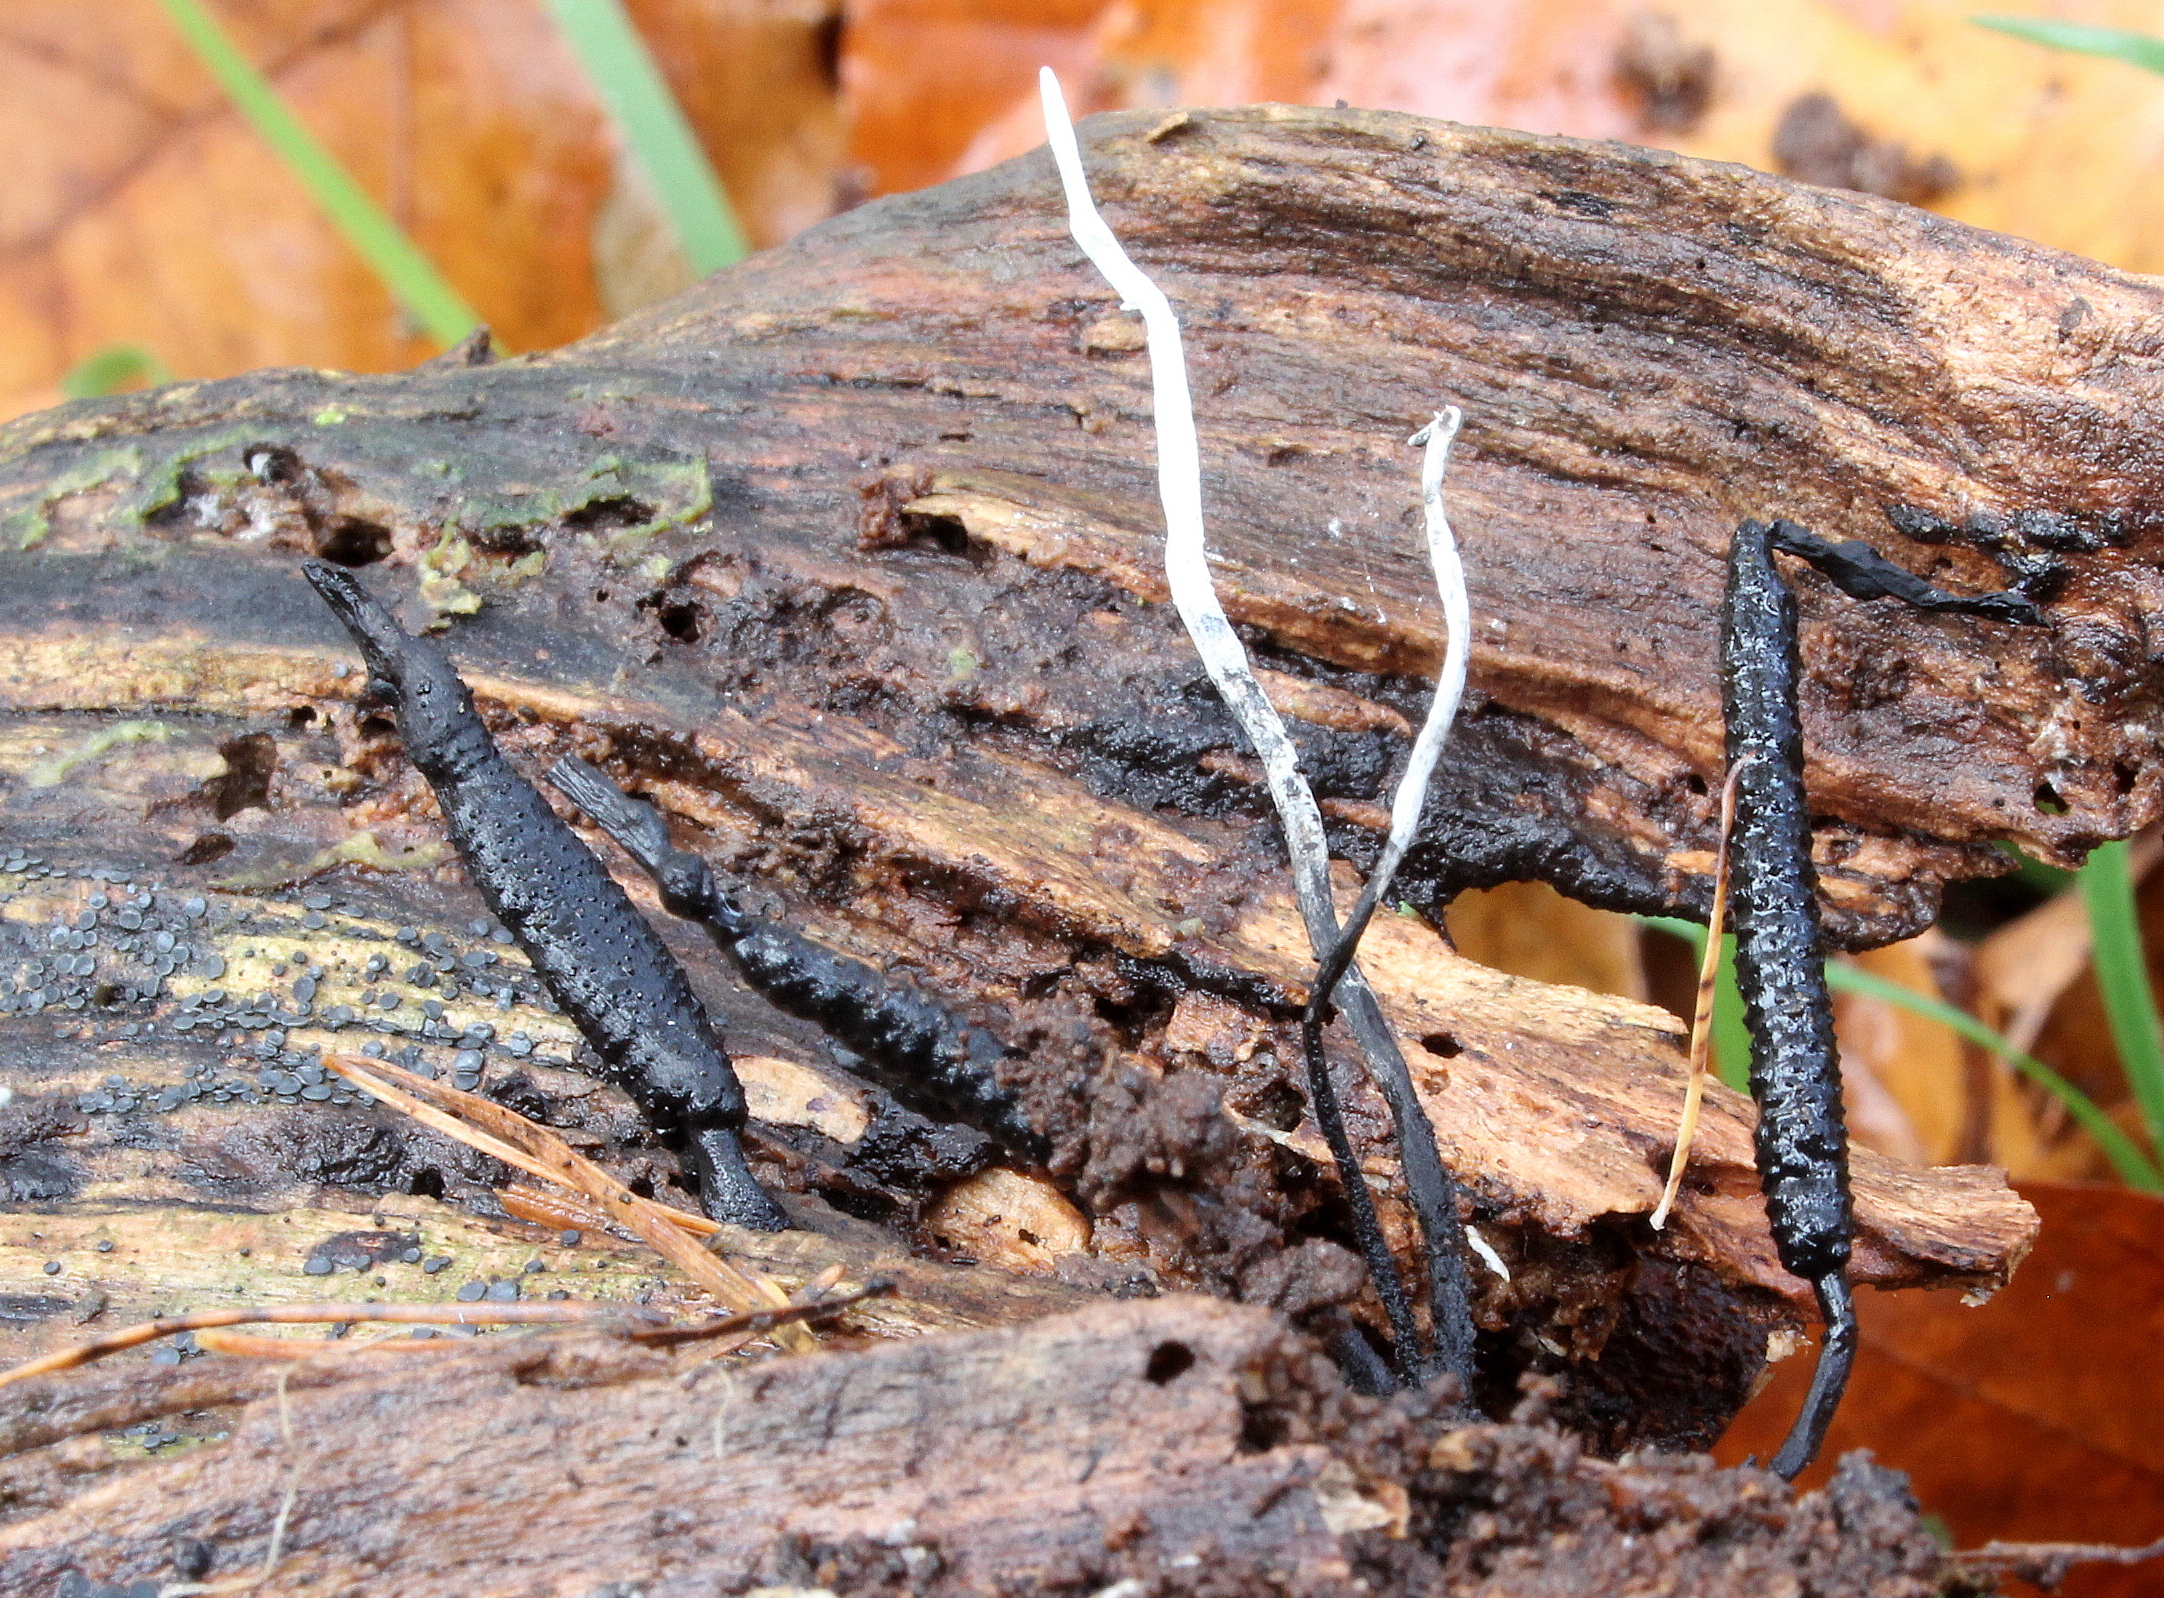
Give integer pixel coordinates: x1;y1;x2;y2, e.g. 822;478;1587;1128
1037;67;1470;966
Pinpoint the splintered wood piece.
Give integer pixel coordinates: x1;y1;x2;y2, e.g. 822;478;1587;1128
9;111;2164;941
0;651;2031;1310
0;1301;650;1389
0;1196;1097;1384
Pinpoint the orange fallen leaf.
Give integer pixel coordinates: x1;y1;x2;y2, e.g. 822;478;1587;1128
848;0;2164;281
1444;877;1646;1002
1716;1182;2164;1598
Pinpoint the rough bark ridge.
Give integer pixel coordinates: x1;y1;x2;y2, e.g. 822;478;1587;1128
0;106;2107;1567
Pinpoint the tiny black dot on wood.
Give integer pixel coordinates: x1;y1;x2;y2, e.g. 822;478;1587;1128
1144;1340;1195;1385
1238;1401;1290;1453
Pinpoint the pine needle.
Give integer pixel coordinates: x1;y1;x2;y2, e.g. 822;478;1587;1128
1652;757;1748;1229
327;1054;812;1348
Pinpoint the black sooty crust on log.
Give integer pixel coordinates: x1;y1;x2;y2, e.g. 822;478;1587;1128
300;561;787;1231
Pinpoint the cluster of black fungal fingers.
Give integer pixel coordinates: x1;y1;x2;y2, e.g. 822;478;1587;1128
303;518;2045;1482
545;756;1044;1161
1720;518;2046;1478
302;561;784;1231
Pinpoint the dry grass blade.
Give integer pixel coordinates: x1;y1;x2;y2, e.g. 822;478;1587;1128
502;1180;720;1237
0;1288;884;1389
328;1054;810;1346
189;1329;465;1359
1653;756;1749;1230
625;1275;889;1347
0;1301;651;1389
1951;1533;2164;1587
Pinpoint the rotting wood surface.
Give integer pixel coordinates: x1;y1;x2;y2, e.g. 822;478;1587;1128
0;108;2090;1484
0;1295;1955;1597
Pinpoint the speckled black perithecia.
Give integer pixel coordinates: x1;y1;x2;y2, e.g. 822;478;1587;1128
300;561;787;1231
1722;518;2043;1479
546;755;1047;1161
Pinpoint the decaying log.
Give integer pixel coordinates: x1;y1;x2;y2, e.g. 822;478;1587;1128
0;106;2107;1451
0;1296;1955;1597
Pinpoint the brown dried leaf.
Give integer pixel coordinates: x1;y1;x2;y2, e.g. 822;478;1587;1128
1832;935;1963;1167
1970;833;2164;1182
1444;878;1647;1002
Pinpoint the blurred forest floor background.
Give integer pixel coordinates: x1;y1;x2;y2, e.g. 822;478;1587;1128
3;1;2162;1589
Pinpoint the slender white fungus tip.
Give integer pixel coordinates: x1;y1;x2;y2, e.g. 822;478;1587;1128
1317;407;1471;981
1042;71;1473;992
1040;67;1341;958
1387;409;1468;857
1466;1225;1511;1283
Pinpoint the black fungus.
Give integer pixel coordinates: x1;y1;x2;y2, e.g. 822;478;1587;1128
1725;518;2045;1477
548;755;1047;1160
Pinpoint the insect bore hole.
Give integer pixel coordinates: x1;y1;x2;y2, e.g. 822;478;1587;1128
315;518;393;567
1238;1400;1291;1454
1144;1340;1196;1385
897;511;992;568
644;596;702;644
1421;1032;1462;1059
2033;780;2070;815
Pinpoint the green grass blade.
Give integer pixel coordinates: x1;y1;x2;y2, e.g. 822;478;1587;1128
1710;934;1750;1093
1995;840;2076;896
1826;959;2164;1190
159;0;479;347
544;0;748;275
1972;14;2164;75
2077;839;2164;1155
1639;917;1751;1092
62;345;174;399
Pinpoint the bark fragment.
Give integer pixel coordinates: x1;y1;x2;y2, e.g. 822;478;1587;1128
0;1296;1957;1598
